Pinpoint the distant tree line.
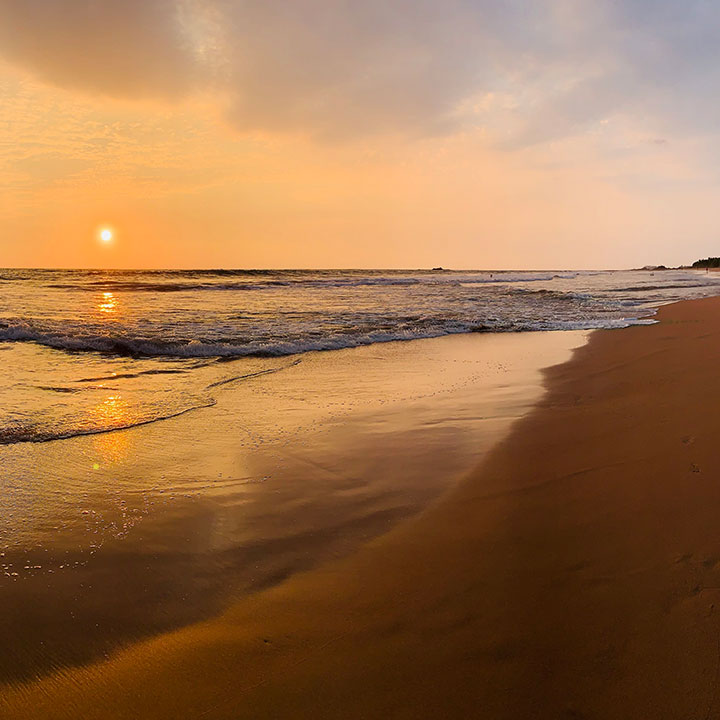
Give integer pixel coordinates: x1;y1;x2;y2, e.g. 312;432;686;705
692;257;720;268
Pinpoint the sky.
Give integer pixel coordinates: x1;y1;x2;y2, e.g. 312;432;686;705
1;0;720;269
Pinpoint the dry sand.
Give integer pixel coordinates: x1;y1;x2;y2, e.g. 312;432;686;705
5;296;720;719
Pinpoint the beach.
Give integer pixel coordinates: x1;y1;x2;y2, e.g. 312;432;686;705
2;295;720;717
6;0;720;714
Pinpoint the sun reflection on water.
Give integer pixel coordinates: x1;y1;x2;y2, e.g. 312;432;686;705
98;291;117;314
90;394;132;465
92;428;131;466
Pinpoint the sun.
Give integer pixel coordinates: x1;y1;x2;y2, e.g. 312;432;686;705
99;228;113;244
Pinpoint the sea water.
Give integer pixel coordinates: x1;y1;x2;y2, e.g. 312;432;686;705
0;267;717;444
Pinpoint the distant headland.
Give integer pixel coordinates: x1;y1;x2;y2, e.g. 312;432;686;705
691;257;720;268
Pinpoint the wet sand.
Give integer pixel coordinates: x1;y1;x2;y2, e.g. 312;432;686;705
0;329;583;691
5;297;720;718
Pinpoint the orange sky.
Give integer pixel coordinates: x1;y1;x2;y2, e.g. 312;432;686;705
2;1;720;269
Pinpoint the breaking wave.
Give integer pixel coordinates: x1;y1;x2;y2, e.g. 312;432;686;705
0;315;644;359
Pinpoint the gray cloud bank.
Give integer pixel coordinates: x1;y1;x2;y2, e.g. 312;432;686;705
0;0;718;143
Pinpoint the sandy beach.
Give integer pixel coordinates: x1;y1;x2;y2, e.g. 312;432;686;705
6;0;720;714
3;295;720;718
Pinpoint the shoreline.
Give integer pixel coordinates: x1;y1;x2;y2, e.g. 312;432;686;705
5;297;720;717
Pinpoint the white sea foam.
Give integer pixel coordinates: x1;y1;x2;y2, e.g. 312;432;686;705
0;316;648;359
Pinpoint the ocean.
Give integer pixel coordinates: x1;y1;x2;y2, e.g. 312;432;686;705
1;267;719;445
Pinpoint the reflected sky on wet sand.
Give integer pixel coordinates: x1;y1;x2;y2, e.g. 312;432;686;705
0;329;585;685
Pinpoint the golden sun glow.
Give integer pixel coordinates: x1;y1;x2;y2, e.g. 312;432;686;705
99;228;113;244
98;291;117;314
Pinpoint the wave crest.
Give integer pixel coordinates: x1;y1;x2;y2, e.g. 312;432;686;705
0;314;641;359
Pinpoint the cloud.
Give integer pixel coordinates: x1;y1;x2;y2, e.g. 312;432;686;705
0;0;194;98
0;0;540;138
2;0;720;145
214;0;517;138
503;0;720;147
